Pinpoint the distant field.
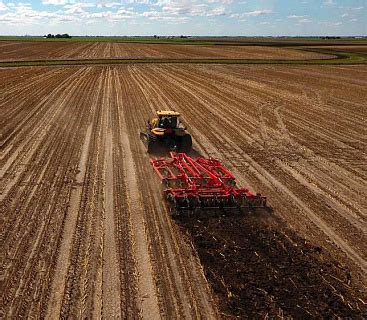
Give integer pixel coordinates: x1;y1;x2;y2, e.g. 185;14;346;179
1;36;366;46
0;36;210;45
202;37;367;46
0;41;333;61
314;45;367;54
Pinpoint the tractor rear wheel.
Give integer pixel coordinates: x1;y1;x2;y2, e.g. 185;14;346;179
178;134;192;153
147;133;158;153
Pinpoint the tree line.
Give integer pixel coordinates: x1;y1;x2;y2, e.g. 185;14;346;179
44;34;71;39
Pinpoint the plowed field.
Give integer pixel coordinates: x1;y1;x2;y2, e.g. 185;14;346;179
316;45;367;54
0;41;333;61
1;64;366;318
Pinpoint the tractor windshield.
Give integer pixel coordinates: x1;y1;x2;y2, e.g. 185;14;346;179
159;116;178;129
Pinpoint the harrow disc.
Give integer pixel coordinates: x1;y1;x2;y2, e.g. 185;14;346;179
152;152;267;213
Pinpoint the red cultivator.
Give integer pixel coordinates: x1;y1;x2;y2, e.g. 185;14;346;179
150;152;266;212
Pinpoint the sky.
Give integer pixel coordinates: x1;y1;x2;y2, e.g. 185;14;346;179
0;0;366;36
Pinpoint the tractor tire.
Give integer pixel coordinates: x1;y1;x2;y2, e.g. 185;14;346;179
178;134;192;153
147;133;158;154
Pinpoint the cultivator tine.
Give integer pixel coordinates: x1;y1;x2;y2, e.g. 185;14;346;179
151;152;267;213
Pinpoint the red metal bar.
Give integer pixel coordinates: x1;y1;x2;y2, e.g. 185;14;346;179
150;152;266;209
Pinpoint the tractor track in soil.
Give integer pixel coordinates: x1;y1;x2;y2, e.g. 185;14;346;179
1;64;366;318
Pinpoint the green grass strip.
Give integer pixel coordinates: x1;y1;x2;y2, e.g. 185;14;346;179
0;56;366;68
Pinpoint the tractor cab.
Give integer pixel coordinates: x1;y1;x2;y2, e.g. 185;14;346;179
152;111;181;129
141;110;192;153
158;115;178;129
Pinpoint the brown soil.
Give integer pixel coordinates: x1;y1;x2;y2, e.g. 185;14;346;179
315;45;367;54
177;212;365;318
1;64;366;318
0;41;333;61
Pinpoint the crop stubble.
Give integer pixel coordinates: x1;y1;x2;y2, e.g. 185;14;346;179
0;64;366;318
0;41;333;61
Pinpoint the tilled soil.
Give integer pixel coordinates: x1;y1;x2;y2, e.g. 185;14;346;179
315;45;367;54
177;212;366;318
1;64;366;318
0;41;333;61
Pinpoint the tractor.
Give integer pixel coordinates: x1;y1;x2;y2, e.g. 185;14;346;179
140;110;192;153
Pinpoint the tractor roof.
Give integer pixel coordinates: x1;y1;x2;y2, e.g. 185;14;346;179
157;110;180;117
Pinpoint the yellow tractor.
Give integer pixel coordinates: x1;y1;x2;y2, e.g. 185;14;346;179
140;110;192;153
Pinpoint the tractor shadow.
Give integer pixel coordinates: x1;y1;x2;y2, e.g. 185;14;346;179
148;147;203;158
175;210;362;318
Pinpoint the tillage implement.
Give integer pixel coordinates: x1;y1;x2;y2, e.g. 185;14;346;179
151;152;267;213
